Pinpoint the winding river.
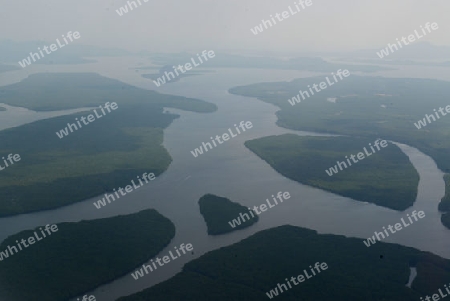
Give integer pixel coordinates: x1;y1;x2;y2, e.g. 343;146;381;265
0;58;448;301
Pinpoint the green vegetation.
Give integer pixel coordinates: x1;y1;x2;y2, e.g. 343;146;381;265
0;104;171;216
230;76;450;173
230;75;450;226
439;175;450;212
441;213;450;230
0;209;175;301
0;73;216;216
439;175;450;229
245;135;419;210
118;225;450;301
198;194;258;235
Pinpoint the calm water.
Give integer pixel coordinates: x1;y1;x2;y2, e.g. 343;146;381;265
0;58;448;301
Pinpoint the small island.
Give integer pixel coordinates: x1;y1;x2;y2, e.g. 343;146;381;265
0;209;175;301
142;65;204;84
198;194;258;235
245;134;419;210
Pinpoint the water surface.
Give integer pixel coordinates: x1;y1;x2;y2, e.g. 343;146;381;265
0;59;448;301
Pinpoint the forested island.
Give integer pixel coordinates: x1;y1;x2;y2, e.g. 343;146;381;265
199;194;259;235
0;209;175;301
0;73;216;216
118;225;450;301
245;134;419;210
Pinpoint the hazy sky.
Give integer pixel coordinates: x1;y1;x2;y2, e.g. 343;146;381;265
0;0;448;53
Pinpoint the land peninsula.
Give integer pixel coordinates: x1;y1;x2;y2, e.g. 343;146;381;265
0;73;216;216
118;225;450;301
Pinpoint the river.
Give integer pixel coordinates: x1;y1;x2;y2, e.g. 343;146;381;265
0;58;448;300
